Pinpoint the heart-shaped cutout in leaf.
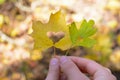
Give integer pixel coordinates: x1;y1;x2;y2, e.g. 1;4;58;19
47;31;65;44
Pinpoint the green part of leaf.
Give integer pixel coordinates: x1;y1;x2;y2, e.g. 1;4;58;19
69;19;97;48
69;22;79;44
77;38;96;48
79;19;97;38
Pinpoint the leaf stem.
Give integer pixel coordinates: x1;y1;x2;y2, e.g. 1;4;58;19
65;44;73;56
53;43;56;56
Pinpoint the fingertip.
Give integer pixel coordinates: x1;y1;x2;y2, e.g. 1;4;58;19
60;56;68;64
46;58;60;80
50;58;59;65
49;58;59;72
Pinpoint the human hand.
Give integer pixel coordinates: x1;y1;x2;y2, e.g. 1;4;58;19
45;56;116;80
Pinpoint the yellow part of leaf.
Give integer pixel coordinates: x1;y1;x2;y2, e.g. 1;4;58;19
31;50;43;61
31;11;71;51
0;14;4;27
117;34;120;46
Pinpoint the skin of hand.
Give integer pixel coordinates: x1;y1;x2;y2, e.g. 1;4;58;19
45;56;116;80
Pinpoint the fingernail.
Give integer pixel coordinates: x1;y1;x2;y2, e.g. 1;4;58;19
60;56;68;63
50;58;58;65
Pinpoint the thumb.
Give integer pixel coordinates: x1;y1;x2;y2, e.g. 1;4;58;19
45;58;60;80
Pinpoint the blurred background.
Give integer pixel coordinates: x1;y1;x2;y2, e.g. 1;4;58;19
0;0;120;80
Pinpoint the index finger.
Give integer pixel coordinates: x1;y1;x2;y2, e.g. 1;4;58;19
69;56;103;75
69;56;116;80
